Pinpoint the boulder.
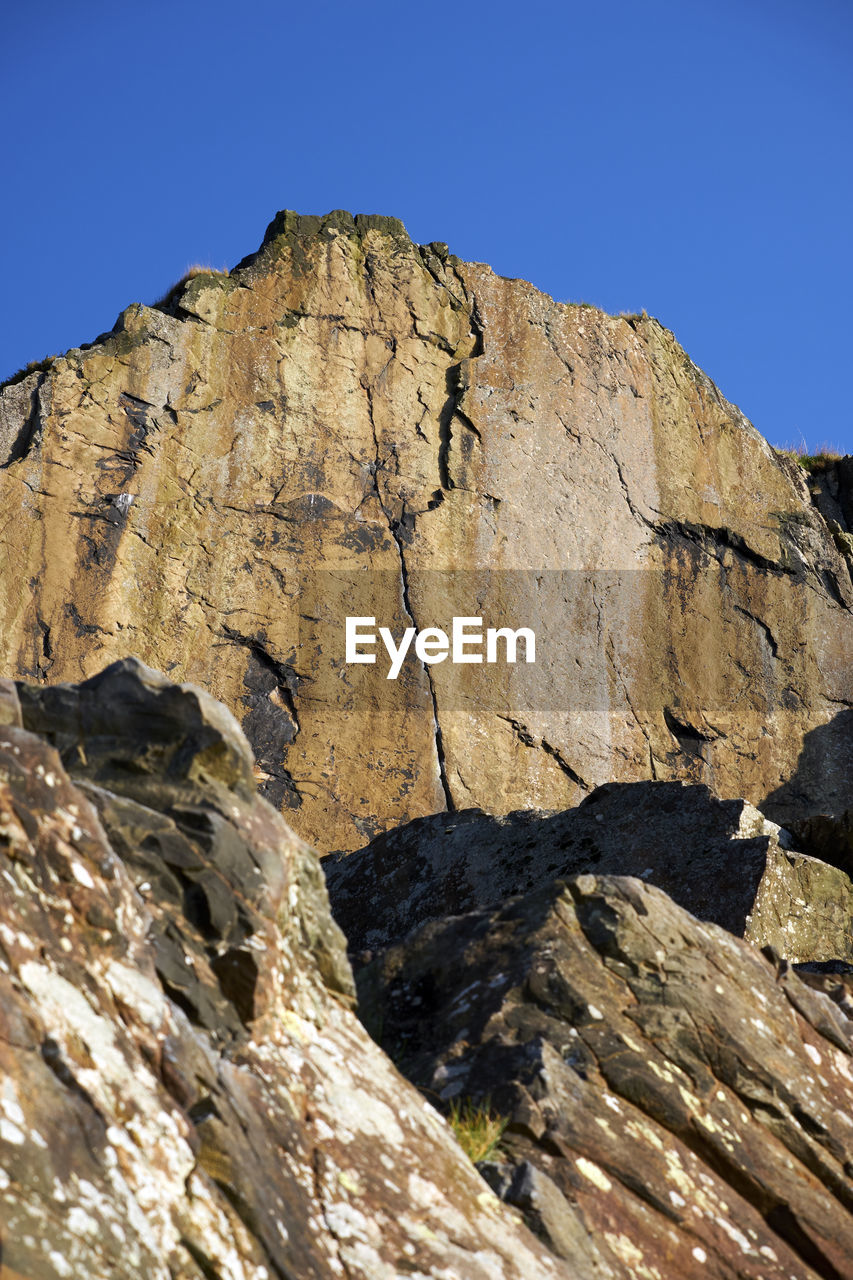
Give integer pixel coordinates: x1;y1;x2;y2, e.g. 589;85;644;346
357;873;853;1279
326;781;853;963
0;661;568;1279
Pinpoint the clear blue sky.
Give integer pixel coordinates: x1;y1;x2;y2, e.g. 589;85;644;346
3;0;851;454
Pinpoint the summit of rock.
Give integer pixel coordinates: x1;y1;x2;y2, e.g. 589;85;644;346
0;210;851;850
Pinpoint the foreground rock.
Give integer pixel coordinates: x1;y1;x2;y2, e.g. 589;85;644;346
1;212;852;850
326;781;853;963
0;660;566;1279
357;874;853;1280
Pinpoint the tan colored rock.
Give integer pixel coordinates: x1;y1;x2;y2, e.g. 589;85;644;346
0;677;21;726
0;211;851;850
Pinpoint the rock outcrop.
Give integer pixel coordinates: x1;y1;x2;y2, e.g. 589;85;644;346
325;782;853;964
356;873;853;1280
0;660;567;1279
1;211;852;850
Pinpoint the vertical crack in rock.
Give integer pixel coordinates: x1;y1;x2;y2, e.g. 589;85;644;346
35;614;53;681
363;381;454;812
397;527;455;813
436;298;486;493
437;368;456;491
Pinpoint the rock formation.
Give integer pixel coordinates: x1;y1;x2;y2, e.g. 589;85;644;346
356;872;853;1280
324;781;853;964
1;211;852;850
2;659;852;1279
0;659;567;1279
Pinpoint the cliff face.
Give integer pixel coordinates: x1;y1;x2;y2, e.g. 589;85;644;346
1;211;851;851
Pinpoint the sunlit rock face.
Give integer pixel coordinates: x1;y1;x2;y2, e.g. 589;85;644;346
0;659;566;1280
1;210;852;851
356;872;853;1280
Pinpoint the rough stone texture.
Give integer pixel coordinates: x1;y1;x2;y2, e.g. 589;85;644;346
357;874;853;1280
325;781;853;963
0;679;20;727
0;659;567;1280
790;809;853;880
805;457;853;572
0;211;852;850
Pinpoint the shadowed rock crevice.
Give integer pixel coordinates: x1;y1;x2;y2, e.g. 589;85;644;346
223;625;304;811
0;368;49;467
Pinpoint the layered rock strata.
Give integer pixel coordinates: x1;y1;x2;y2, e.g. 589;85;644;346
0;660;566;1279
357;873;853;1280
0;212;852;849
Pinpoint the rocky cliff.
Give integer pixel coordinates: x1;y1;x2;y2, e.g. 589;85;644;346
2;662;851;1279
1;211;851;851
355;872;853;1280
0;660;566;1279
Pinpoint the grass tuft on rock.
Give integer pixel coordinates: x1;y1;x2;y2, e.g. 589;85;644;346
0;355;57;394
447;1097;508;1164
775;441;845;473
153;264;230;310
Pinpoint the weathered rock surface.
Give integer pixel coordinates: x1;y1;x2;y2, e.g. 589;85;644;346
0;659;568;1279
791;808;853;880
326;781;853;963
0;211;852;850
357;873;853;1279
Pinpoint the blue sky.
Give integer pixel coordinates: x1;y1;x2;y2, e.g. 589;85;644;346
3;0;851;453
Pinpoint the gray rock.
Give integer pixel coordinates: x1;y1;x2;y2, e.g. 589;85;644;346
0;663;568;1280
327;779;853;962
358;873;853;1278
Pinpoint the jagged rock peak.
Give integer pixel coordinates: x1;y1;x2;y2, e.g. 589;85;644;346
0;211;851;851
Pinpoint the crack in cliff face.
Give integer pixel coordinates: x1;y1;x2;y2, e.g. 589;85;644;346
222;626;304;811
596;440;815;588
497;715;591;792
655;519;798;577
362;380;455;813
357;280;488;814
734;605;780;658
436;296;485;493
662;707;714;753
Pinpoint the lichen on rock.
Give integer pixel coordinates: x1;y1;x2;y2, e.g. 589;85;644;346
0;659;566;1278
